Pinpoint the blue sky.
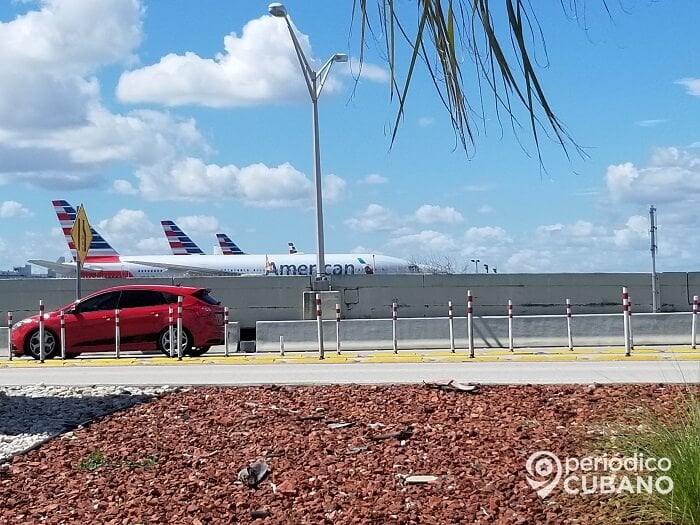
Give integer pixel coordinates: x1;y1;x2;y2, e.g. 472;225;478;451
0;0;699;273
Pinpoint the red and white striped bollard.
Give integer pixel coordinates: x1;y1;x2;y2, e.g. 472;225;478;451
224;306;229;357
177;296;183;360
692;295;698;349
448;301;455;353
39;300;45;362
622;287;631;357
566;299;573;350
60;310;66;359
392;302;398;354
335;304;341;355
467;290;474;358
316;293;324;360
507;300;514;352
168;307;174;358
7;312;12;361
115;308;121;359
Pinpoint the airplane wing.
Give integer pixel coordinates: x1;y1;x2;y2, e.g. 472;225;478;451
28;259;116;274
28;259;77;274
127;260;242;276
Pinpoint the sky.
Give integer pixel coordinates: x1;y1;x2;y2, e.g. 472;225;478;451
0;0;699;274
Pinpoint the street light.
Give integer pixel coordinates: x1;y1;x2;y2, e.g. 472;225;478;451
268;3;348;283
471;259;480;273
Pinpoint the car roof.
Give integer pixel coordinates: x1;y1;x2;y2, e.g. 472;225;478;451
85;284;203;296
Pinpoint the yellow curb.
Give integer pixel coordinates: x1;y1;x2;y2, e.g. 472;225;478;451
364;355;424;363
511;355;579;362
667;347;699;353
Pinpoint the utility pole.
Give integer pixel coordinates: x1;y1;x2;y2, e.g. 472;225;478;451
649;205;659;313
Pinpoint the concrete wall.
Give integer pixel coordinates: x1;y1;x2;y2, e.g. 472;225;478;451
256;312;695;352
0;272;697;330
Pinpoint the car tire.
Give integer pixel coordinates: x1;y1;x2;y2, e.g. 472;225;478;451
157;327;192;356
185;345;210;357
24;329;59;360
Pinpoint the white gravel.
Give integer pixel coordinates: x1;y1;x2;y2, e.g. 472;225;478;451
0;384;174;464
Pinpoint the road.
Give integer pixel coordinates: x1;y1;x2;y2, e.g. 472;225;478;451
1;360;699;386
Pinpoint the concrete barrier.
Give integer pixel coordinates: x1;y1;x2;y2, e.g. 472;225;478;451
255;313;694;352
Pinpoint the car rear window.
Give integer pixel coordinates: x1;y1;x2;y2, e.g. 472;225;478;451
193;289;221;305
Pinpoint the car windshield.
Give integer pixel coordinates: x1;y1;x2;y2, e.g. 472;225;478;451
193;289;221;305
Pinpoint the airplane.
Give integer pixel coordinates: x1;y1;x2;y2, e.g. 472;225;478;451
28;200;420;277
216;233;247;255
161;220;205;255
288;242;304;255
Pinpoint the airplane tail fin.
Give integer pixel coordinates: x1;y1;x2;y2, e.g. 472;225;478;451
161;220;205;255
216;233;246;255
52;200;120;262
288;242;298;254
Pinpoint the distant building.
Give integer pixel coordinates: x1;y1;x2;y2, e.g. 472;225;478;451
0;264;56;279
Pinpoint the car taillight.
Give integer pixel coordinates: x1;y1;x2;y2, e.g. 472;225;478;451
194;304;213;317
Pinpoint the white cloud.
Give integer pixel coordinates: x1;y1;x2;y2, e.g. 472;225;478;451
345;204;397;232
606;147;700;205
478;205;494;214
676;78;700;96
414;204;463;224
344;60;389;83
635;119;667;127
174;215;220;233
388;230;457;252
418;116;434;127
113;179;138;195
0;200;32;218
465;226;509;243
0;0;209;190
95;208;170;254
134;158;316;207
613;215;648;247
323;174;347;203
117;16;343;108
360;174;388;185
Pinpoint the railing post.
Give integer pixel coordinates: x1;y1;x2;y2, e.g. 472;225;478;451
7;312;12;361
628;295;634;351
448;301;455;353
168;306;174;358
114;308;121;359
177;296;183;361
467;290;474;358
316;293;324;360
280;335;285;356
622;287;631;357
39;300;45;363
224;306;229;357
60;310;66;359
392;302;398;354
566;299;573;351
507;299;514;352
335;304;341;355
692;295;698;349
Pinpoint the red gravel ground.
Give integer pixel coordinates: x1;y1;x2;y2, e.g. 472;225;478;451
0;383;693;524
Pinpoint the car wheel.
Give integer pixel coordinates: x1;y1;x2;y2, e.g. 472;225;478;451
24;329;59;360
186;345;210;357
157;327;192;356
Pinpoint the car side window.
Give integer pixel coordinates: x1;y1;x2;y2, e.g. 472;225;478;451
118;290;166;309
78;291;121;312
161;292;180;304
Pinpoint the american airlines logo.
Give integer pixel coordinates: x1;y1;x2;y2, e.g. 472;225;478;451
266;259;374;275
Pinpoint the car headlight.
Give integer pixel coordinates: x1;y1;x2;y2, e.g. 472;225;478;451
12;318;36;330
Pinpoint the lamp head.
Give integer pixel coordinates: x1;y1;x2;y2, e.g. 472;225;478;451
332;53;349;63
268;3;287;17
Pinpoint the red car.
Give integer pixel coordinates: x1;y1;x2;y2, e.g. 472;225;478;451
11;285;225;359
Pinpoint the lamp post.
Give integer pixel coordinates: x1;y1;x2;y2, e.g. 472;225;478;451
471;258;480;273
268;3;348;284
